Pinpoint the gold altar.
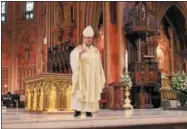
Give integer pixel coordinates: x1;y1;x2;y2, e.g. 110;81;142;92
24;73;72;112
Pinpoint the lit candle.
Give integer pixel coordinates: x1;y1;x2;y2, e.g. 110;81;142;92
4;84;7;89
44;37;47;44
125;50;128;72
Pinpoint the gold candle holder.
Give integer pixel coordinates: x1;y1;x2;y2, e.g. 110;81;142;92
123;87;133;109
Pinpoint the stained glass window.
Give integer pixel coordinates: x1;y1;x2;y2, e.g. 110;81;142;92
1;2;7;22
25;2;34;20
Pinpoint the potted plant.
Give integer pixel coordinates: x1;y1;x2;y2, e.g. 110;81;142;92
170;72;187;107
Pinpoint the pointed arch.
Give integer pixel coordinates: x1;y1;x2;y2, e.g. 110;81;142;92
158;4;186;50
17;28;37;66
17;28;37;46
2;32;11;54
157;2;187;73
2;32;11;68
159;2;186;25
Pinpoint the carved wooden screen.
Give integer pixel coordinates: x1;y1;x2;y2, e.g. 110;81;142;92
140;36;157;61
129;62;159;86
47;40;75;74
123;2;157;37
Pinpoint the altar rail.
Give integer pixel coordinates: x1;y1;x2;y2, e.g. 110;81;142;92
24;74;72;112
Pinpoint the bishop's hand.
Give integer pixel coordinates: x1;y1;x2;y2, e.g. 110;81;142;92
79;46;87;55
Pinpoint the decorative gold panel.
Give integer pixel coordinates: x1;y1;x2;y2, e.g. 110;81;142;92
24;73;72;112
160;88;176;100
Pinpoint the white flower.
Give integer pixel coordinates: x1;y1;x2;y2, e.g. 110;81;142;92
121;72;132;89
170;72;187;94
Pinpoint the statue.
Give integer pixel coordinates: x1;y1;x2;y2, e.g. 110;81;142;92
157;24;171;73
26;88;31;111
32;87;37;111
25;45;30;60
48;85;57;112
157;36;164;71
39;87;44;111
140;2;146;21
54;3;63;27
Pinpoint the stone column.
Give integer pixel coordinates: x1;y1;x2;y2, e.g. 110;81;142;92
46;2;52;48
10;2;18;93
104;2;111;85
79;2;86;44
169;28;174;74
36;2;43;75
45;2;52;73
8;62;11;92
117;2;125;80
76;2;80;45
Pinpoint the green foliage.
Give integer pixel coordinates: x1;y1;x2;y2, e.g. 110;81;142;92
154;83;161;93
170;72;187;95
121;71;132;89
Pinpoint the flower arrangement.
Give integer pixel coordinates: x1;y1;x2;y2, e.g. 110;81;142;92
121;71;132;89
170;72;187;95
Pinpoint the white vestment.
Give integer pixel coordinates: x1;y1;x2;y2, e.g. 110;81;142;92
70;44;105;112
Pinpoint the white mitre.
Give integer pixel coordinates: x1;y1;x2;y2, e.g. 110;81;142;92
82;26;94;37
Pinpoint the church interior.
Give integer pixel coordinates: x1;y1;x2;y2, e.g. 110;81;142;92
1;1;187;129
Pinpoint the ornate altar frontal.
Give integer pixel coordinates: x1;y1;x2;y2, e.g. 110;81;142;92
24;73;72;112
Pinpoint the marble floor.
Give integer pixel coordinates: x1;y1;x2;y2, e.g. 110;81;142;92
2;108;187;129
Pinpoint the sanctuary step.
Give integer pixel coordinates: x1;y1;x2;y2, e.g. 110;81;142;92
2;109;187;129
